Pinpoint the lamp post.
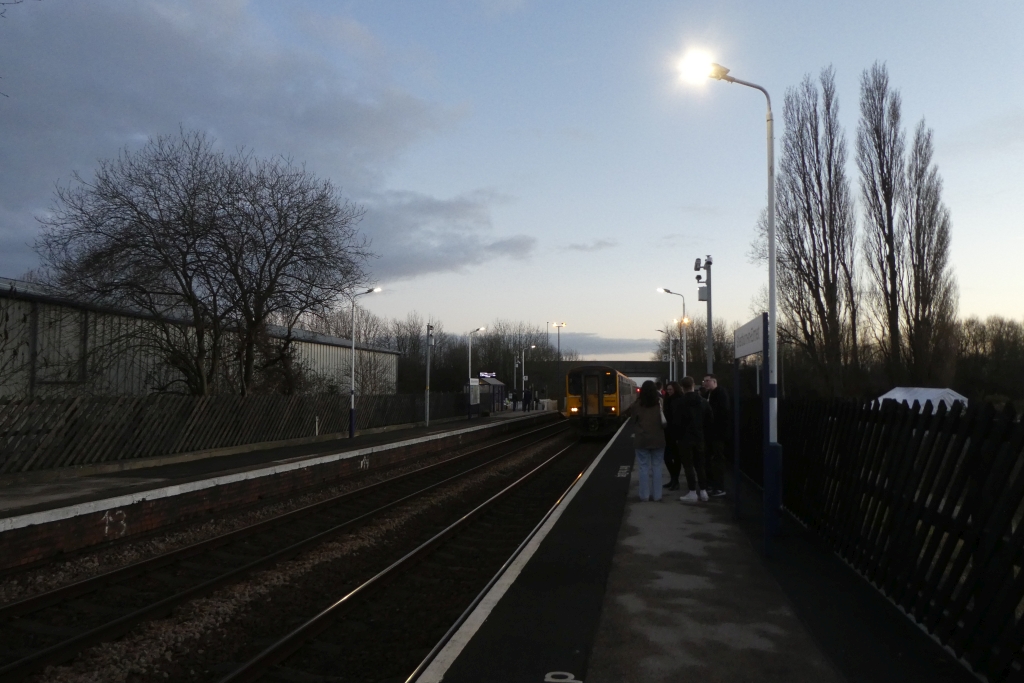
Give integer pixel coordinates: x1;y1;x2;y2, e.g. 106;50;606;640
658;287;688;379
680;51;781;547
521;344;536;410
695;255;714;375
552;322;566;405
657;329;673;382
425;323;434;426
349;286;382;438
467;326;485;418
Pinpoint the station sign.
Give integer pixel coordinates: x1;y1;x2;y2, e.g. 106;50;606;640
734;314;764;359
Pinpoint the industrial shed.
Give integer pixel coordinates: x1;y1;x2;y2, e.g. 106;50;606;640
0;279;398;398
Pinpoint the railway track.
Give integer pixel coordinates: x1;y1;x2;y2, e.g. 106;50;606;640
0;421;569;682
216;439;603;683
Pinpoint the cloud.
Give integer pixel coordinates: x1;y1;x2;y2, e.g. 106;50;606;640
0;0;454;277
360;189;536;280
943;110;1024;159
565;239;616;252
558;332;656;356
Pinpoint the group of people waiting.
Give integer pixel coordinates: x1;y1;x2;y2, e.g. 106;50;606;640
629;374;731;503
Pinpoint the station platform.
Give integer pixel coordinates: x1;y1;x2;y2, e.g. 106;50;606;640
0;409;557;570
416;422;977;683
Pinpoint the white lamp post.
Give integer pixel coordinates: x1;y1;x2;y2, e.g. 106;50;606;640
467;326;485;418
349;286;382;438
657;329;673;382
521;344;536;409
552;321;569;405
658;287;688;379
679;51;777;443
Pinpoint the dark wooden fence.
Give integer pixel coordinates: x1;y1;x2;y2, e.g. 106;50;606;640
0;392;467;475
741;398;1024;681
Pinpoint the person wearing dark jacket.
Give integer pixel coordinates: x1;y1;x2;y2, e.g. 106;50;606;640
678;376;713;503
702;373;731;496
662;382;684;491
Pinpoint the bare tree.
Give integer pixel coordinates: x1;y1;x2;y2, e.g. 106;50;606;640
857;62;907;384
36;130;371;395
902;120;958;384
36;130;232;395
753;67;859;395
215;155;368;395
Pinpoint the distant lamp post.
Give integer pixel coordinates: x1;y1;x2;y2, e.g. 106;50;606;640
425;323;435;426
656;329;673;382
467;326;485;418
349;287;382;438
658;287;688;379
678;50;777;443
520;344;536;409
552;322;566;404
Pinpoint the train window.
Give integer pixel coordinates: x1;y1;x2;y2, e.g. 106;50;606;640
567;372;582;396
603;373;617;395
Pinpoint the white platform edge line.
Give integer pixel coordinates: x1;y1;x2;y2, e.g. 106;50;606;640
415;419;631;683
0;413;544;533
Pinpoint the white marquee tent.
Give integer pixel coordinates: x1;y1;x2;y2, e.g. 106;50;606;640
877;387;968;411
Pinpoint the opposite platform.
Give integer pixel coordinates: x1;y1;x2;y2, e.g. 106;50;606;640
0;410;556;570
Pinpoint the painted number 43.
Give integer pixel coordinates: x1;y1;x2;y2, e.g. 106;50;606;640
102;509;127;538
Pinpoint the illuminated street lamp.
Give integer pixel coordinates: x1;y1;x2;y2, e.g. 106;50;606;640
657;287;688;379
349;286;382;438
678;50;778;444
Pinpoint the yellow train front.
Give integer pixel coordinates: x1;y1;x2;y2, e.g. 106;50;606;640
565;365;637;435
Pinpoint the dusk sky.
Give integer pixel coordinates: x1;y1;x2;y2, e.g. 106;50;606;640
1;0;1021;359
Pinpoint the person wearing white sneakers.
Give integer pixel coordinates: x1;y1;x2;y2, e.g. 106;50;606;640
677;376;712;503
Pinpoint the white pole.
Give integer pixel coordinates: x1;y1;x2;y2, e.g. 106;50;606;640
767;100;777;443
349;298;356;438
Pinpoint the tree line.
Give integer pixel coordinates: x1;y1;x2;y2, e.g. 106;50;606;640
303;310;579;396
747;62;961;398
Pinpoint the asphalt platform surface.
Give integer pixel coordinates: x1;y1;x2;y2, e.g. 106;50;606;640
420;426;980;683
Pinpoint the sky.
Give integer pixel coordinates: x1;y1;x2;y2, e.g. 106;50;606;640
1;0;1022;360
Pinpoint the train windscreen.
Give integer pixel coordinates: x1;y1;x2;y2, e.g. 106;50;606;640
567;372;582;396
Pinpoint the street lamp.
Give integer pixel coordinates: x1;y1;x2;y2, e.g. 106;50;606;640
678;51;777;443
467;326;485;418
520;344;536;409
552;322;566;405
656;329;673;382
349;286;382;438
658;287;688;379
425;323;434;426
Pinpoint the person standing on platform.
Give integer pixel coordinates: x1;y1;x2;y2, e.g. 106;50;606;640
662;381;684;492
678;376;712;503
629;380;666;502
703;373;731;497
523;387;532;412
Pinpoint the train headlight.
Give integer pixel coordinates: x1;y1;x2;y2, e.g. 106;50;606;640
570;407;578;413
610;407;616;412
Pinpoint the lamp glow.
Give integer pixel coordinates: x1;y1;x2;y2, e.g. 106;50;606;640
678;50;714;84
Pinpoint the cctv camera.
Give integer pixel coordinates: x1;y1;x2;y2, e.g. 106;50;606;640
705;255;713;265
696;274;703;282
694;258;702;271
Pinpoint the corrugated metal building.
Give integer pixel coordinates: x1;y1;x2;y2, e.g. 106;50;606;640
0;279;397;398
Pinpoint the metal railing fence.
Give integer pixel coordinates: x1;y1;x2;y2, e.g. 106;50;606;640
0;392;467;475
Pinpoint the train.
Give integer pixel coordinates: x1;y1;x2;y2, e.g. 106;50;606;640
565;365;638;435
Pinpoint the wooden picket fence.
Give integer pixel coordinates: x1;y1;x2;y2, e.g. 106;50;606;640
0;392;465;475
750;398;1024;681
